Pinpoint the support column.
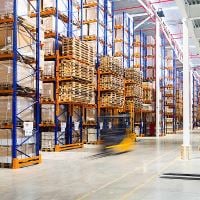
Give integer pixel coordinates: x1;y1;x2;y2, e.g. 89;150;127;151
156;18;161;137
181;18;191;160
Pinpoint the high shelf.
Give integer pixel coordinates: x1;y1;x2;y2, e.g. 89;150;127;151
192;75;199;128
141;36;156;136
160;36;177;135
0;0;41;168
175;68;183;131
114;12;134;68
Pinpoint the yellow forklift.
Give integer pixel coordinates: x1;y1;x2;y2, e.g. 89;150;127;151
100;104;136;153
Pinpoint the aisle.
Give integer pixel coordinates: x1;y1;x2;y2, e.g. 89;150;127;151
0;133;200;200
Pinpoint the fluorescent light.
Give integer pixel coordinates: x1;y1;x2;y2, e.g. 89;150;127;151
189;45;196;48
163;6;178;11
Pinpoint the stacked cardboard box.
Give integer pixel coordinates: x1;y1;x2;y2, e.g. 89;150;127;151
99;56;124;107
0;96;34;125
0;61;35;90
41;132;65;149
82;0;104;56
142;82;154;112
42;83;54;101
41;105;55;124
0;2;40;166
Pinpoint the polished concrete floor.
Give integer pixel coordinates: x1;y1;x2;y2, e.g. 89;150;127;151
1;132;200;200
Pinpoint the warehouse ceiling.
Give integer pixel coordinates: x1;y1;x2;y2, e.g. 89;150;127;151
113;0;200;69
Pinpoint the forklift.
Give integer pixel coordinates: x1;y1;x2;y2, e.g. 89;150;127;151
100;104;136;153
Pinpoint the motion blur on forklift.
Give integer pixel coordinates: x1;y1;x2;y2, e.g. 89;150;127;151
99;112;136;154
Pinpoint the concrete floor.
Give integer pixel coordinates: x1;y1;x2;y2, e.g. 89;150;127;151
1;133;200;200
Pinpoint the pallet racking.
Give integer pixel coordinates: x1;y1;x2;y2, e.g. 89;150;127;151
0;0;41;168
192;74;199;128
160;36;177;135
141;35;156;136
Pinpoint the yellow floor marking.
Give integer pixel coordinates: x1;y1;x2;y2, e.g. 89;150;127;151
121;155;179;200
76;148;179;200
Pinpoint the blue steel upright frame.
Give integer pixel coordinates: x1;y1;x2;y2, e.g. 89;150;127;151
6;0;41;168
172;50;176;133
161;35;166;135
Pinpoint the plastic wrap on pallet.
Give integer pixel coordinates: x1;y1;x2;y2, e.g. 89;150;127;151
0;144;35;164
43;61;55;78
0;0;29;16
0;97;34;123
0;129;35;146
43;0;67;12
147;57;154;67
147;47;154;56
41;104;55;123
0;61;35;89
44;38;61;56
41;132;65;149
43;16;67;35
42;83;54;101
0;25;36;58
146;68;155;79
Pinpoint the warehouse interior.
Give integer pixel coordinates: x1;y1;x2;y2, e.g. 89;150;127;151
0;0;200;199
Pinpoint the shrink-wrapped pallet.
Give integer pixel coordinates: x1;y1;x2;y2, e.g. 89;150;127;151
0;96;34;123
0;61;35;89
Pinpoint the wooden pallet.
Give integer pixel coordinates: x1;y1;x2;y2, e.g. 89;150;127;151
0;163;12;168
41;148;55;152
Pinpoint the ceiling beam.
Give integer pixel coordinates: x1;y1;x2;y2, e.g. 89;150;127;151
175;0;200;53
131;13;148;18
134;16;151;30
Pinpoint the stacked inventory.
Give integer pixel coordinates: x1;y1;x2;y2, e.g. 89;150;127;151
134;34;143;69
59;38;95;147
82;0;105;57
162;49;175;134
142;82;154;112
36;1;68;150
145;36;155;81
0;1;41;168
193;78;199;128
59;38;94;104
125;68;143;111
104;0;113;56
114;13;133;68
142;82;156;136
99;56;124;108
141;35;156;136
197;86;200;125
176;69;183;130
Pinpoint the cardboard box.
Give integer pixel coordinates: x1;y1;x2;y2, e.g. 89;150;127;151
0;128;35;146
41;105;55;123
42;83;54;100
0;96;34;122
42;16;67;35
0;25;35;58
0;144;35;163
0;61;35;89
43;61;55;77
0;0;28;16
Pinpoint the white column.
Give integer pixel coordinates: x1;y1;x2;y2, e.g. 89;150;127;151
156;18;161;137
181;18;191;159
